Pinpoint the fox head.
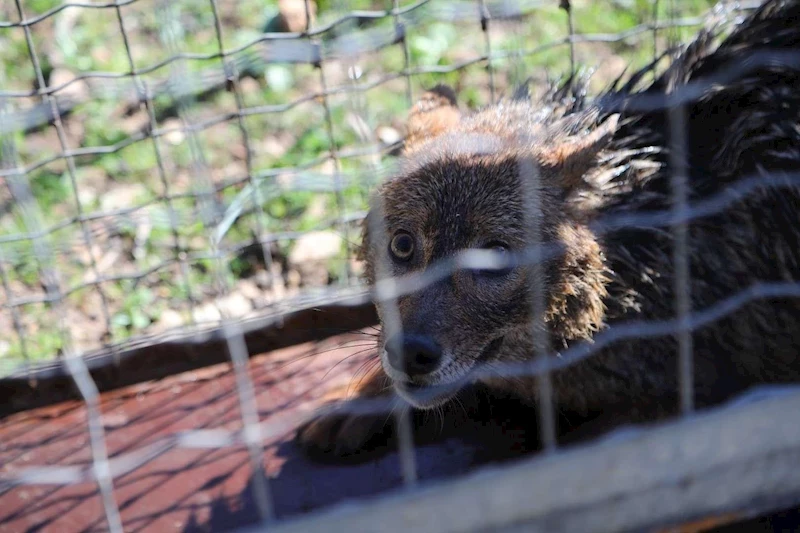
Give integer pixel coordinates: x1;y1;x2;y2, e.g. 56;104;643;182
362;85;616;408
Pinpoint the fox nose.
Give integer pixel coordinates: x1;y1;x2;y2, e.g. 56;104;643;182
385;334;443;377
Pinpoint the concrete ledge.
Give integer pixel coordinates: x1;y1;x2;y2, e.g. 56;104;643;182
261;386;800;533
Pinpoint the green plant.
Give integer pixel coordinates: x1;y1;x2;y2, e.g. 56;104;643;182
110;284;163;340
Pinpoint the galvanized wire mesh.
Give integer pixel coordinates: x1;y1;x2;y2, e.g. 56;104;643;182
3;0;800;532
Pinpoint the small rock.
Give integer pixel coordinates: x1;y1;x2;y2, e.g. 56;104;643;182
229;142;248;161
63;117;85;147
254;268;275;290
377;126;402;146
75;244;103;269
78;289;104;319
121;110;150;136
222;161;246;180
266;262;287;300
238;279;262;301
162;118;185;145
238;77;261;95
278;0;317;32
78;188;98;209
298;263;329;287
158;309;184;330
261;134;292;159
216;292;252;318
189;237;207;251
192;302;221;324
288;231;343;265
264;65;294;92
48;68;89;102
100;183;147;212
287;269;302;289
250;294;272;310
271;280;287;301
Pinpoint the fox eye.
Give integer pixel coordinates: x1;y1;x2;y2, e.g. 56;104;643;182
485;241;508;254
389;231;415;261
478;241;513;277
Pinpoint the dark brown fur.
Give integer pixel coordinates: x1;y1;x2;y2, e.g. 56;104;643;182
297;0;800;459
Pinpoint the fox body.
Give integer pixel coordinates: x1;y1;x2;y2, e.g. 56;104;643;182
298;0;800;458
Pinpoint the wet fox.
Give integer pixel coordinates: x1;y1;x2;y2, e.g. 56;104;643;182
298;0;800;458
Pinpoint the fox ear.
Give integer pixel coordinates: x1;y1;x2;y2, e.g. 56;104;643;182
537;114;619;192
404;84;461;154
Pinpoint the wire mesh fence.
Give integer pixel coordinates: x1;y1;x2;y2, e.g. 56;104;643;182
2;0;800;531
1;0;746;373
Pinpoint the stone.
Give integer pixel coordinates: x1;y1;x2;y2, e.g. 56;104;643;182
192;302;221;324
287;268;302;289
238;77;261;95
238;279;262;301
288;231;343;266
216;292;252;318
278;0;317;32
377;126;402;146
100;183;147;212
162;118;185;146
48;68;89;102
157;309;184;330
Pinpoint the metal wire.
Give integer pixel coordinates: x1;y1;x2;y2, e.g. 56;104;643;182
519;158;556;452
668;99;694;415
1;0;795;531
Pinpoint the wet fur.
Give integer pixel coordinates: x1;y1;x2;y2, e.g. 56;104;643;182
297;0;800;459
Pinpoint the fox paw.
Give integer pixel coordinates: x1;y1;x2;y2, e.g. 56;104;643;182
295;409;392;462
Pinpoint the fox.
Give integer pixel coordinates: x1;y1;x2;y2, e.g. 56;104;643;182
297;0;800;460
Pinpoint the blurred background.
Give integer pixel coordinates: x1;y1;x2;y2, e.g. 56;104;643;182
0;0;724;373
